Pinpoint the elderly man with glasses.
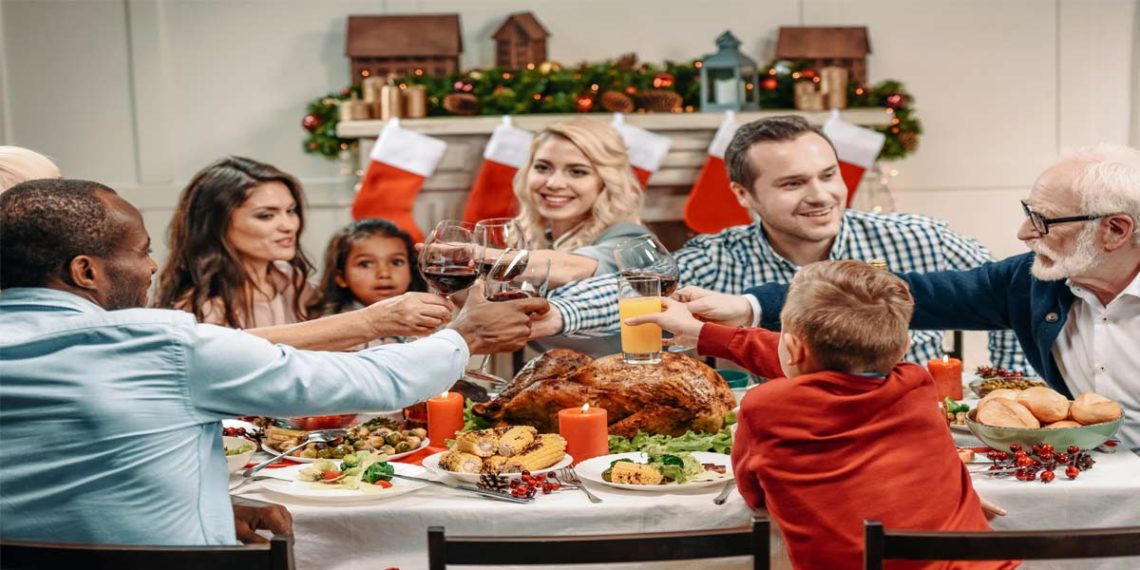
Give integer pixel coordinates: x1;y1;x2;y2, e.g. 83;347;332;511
677;144;1140;450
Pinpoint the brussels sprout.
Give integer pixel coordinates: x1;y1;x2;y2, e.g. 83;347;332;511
385;432;403;446
341;453;361;469
318;448;332;459
367;436;386;449
404;436;422;449
410;428;427;439
334;444;354;457
354;426;370;438
354;439;368;450
376;428;393;437
300;448;318;458
380;445;395;455
394;441;411;453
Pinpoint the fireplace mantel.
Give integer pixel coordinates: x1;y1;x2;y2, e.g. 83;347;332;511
336;109;891;224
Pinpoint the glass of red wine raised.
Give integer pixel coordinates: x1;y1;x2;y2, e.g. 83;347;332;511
419;221;478;300
473;218;528;278
613;235;688;352
484;250;550;302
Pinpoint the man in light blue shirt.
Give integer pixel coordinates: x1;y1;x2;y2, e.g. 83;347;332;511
0;179;548;546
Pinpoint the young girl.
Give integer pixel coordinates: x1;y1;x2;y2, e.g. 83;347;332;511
311;218;426;346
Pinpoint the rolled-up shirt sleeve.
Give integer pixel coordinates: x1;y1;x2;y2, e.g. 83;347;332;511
181;324;469;420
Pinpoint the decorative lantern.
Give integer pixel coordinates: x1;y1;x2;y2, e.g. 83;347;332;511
699;31;760;112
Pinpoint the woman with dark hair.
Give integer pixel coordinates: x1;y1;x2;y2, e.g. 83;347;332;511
155;156;315;327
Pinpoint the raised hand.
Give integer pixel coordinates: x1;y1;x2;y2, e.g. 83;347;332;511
365;292;454;338
622;297;704;347
450;295;550;354
674;286;755;327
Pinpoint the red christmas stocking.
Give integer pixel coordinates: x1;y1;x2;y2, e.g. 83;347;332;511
352;119;447;242
462;118;534;223
822;111;885;207
611;113;671;188
684;113;751;233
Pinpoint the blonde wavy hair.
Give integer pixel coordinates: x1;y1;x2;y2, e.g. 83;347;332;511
513;119;644;251
0;146;60;193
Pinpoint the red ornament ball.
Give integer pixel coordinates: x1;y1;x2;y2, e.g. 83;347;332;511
302;114;322;132
575;93;596;113
651;72;676;89
307;141;319;151
760;77;779;91
453;80;475;93
799;69;818;81
340;87;351;97
885;93;907;109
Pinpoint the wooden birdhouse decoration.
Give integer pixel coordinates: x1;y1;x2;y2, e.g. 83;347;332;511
346;14;463;81
775;26;871;84
493;12;550;69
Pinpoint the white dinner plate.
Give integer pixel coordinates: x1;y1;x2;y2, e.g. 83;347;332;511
256;462;428;503
422;451;573;484
575;452;734;492
261;437;430;464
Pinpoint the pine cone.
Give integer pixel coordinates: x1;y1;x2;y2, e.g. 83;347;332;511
599;90;635;113
477;473;510;492
635;89;683;113
443;93;480;116
897;132;919;152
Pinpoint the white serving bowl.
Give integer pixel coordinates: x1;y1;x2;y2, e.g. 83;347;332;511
223;436;257;473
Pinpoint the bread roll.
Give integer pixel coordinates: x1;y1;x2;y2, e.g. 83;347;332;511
1070;392;1123;425
1043;420;1082;429
977;398;1041;428
980;388;1019;404
1015;386;1070;423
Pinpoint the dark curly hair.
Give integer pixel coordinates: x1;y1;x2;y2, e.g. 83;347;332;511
309;218;426;317
153;156;314;327
0;179;119;288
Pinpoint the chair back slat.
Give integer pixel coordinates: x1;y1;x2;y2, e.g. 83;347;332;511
865;521;1140;568
0;535;294;570
429;517;769;568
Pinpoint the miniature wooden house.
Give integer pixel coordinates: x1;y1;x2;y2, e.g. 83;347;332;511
493;12;550;69
346;14;463;80
775;27;871;84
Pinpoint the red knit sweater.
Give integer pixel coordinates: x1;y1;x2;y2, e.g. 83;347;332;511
699;324;1018;570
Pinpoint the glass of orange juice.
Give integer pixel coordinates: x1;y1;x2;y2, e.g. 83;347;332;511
618;275;662;364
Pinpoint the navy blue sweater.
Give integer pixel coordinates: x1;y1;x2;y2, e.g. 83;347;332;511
746;252;1076;397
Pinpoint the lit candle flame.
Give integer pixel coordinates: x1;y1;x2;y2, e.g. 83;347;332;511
942;355;949;363
581;403;590;413
440;391;450;399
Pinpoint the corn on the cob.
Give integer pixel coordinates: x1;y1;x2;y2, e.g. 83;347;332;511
439;450;483;473
482;455;510;474
496;426;537;457
264;426;307;444
455;429;498;457
610;462;664;485
502;434;566;473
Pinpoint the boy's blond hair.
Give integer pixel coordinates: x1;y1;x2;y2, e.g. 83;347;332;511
779;260;915;373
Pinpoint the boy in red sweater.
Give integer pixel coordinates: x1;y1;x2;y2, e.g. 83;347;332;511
626;260;1016;570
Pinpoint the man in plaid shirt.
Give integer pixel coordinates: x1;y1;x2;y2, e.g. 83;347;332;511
535;116;1030;371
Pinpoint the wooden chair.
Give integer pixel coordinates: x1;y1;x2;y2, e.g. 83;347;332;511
428;516;769;569
0;534;294;570
864;521;1140;569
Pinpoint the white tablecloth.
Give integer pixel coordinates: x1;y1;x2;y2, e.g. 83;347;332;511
238;444;1140;570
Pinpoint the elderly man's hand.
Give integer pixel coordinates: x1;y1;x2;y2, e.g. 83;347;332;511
366;292;454;338
231;496;292;544
451;296;549;354
674;286;754;327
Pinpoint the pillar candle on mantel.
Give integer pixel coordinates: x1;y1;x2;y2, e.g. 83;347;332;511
427;391;464;445
927;355;964;401
558;404;608;465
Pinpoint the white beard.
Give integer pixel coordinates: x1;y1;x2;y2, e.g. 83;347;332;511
1028;225;1103;281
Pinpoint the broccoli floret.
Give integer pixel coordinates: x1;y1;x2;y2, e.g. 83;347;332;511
362;461;395;483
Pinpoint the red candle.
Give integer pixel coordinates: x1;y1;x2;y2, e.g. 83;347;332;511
427;391;464;445
558;404;608;465
927;355;964;401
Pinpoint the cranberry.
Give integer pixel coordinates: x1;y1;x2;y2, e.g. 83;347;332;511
1066;466;1080;479
1067;445;1080;455
1039;452;1053;461
1055;452;1070;464
996;451;1009;461
1015;471;1029;481
1024;470;1037;481
1040;443;1054;454
1040;470;1055;483
1104;440;1118;448
1009;444;1022;453
1016;456;1034;467
547;472;557;479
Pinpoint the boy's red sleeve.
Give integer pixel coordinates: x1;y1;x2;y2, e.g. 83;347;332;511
697;323;785;378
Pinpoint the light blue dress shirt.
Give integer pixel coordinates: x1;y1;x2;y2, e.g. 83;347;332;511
0;288;468;546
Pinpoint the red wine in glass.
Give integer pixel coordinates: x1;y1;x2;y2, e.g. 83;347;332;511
422;264;478;296
482;258;528;280
620;269;678;297
487;290;539;302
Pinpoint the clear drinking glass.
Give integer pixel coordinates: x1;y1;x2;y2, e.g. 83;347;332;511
614;236;688;351
618;275;662;365
484;250;549;301
474;218;528;277
419;220;476;299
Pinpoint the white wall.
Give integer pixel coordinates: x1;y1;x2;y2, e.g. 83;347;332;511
2;0;1137;366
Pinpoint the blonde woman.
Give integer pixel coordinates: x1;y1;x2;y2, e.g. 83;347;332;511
511;118;653;289
0;146;60;193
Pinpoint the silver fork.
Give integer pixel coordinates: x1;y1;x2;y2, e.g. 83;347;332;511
712;480;735;505
555;467;602;503
241;428;346;478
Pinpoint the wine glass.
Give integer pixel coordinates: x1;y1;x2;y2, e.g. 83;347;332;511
613;235;687;351
418;220;477;299
474;218;528;278
484;250;550;301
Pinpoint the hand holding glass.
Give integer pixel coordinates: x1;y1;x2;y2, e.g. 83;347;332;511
618;275;662;365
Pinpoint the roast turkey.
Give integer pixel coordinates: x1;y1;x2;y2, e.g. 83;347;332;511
472;349;736;437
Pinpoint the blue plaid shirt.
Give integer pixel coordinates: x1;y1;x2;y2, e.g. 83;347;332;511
548;210;1031;371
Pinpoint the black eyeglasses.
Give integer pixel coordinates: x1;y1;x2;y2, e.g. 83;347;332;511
1020;201;1107;235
